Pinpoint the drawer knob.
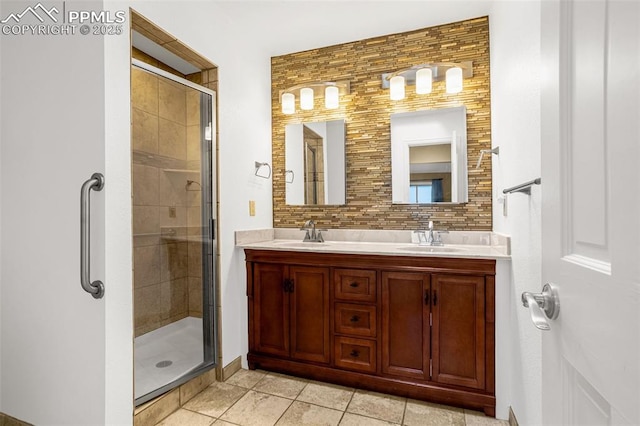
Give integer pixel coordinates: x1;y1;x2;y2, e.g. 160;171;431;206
349;282;359;288
350;315;360;322
349;349;360;357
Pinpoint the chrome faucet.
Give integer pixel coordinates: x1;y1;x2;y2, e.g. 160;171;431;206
300;220;326;242
415;221;449;246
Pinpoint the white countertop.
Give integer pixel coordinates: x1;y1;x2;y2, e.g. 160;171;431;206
235;229;511;260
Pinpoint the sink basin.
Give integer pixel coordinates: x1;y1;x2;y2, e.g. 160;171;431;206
397;246;464;253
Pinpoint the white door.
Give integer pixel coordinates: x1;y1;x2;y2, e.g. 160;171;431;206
0;5;132;425
540;0;640;424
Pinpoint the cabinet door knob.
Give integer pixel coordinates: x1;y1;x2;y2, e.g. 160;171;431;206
350;315;360;322
283;279;295;293
433;290;438;306
349;350;360;357
349;282;359;288
424;290;430;305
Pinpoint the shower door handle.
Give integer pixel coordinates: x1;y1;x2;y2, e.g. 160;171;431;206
80;173;105;299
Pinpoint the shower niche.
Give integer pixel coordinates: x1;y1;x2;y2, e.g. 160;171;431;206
131;59;217;405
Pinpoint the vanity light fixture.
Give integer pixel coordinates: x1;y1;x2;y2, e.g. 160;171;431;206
446;66;463;93
300;88;314;110
389;76;405;101
381;61;473;100
281;93;295;115
415;68;433;94
325;86;339;109
279;80;350;114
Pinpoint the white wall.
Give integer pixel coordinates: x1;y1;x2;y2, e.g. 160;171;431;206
104;2;135;422
489;2;542;425
0;1;109;422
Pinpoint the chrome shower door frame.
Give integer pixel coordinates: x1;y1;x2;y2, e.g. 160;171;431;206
132;60;218;406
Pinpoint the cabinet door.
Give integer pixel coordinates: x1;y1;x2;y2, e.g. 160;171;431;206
431;274;485;389
253;263;289;357
382;271;430;380
290;266;331;363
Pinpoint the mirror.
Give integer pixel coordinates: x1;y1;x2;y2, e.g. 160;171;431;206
390;106;468;204
285;119;346;205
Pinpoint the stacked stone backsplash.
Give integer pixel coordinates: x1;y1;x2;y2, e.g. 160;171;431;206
271;16;491;231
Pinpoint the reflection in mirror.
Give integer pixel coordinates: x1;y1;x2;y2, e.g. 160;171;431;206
285;120;346;205
391;106;468;204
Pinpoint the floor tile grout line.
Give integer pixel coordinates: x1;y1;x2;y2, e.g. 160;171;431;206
401;398;408;426
178;406;217;420
211;384;249;423
343;410;404;425
271;397;295;426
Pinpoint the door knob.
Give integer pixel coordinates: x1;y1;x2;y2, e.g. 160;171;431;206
521;283;559;331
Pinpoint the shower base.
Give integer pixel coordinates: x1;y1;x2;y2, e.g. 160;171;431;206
134;316;203;400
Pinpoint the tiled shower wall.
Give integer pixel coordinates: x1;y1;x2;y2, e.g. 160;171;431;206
131;56;204;337
272;16;492;230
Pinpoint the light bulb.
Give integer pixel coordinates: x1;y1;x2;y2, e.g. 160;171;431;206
389;75;405;100
281;93;295;114
325;86;339;109
446;67;463;94
300;88;314;110
415;68;432;94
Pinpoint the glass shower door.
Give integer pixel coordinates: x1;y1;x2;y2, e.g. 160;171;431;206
131;61;217;405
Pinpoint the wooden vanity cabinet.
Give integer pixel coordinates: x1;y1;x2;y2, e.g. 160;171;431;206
251;262;330;364
381;271;486;389
333;268;378;374
381;271;431;380
431;273;486;390
246;249;496;416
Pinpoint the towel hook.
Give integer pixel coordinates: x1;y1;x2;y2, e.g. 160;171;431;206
475;146;500;169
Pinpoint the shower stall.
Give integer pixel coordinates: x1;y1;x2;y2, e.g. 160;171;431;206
131;60;217;405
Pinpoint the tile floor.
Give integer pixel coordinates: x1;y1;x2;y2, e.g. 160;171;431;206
156;369;509;426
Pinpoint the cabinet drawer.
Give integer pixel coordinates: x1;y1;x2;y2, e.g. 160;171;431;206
334;336;377;373
334;269;376;302
335;303;376;338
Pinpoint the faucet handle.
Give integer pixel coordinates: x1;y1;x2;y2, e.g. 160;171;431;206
302;230;312;241
413;230;428;245
300;219;315;230
433;230;449;245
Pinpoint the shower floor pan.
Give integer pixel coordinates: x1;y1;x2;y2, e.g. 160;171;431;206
134;316;203;399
